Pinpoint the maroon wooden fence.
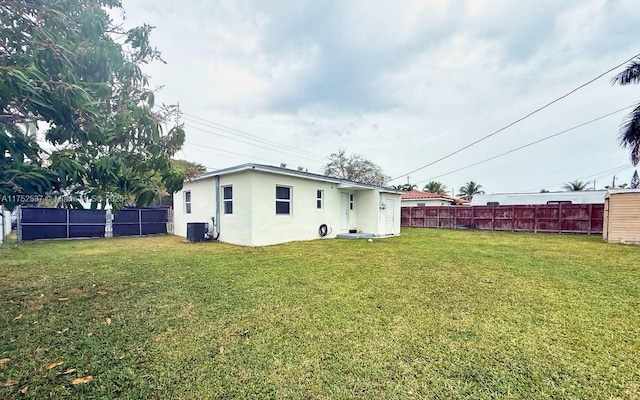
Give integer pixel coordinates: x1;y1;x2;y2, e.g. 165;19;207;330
401;204;604;234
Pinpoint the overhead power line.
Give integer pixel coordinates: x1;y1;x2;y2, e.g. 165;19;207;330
181;113;328;161
183;142;283;165
414;105;634;185
184;123;325;165
390;51;640;182
523;164;633;193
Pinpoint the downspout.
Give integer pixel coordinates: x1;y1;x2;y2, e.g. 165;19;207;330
214;175;221;239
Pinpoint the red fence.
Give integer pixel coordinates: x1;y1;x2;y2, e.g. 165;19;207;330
401;204;604;234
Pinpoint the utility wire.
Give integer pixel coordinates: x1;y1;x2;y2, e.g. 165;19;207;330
183;142;283;165
523;164;632;193
390;52;640;182
185;123;325;165
182;113;328;161
414;105;634;185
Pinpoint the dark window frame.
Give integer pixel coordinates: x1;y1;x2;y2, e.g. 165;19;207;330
276;185;292;215
184;191;192;214
223;186;233;214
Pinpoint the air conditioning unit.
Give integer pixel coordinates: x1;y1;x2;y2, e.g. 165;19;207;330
186;222;207;242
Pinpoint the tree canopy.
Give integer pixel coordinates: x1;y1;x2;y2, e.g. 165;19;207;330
324;149;390;186
1;0;185;210
562;180;589;191
392;184;416;191
423;181;448;196
457;181;484;200
612;58;640;166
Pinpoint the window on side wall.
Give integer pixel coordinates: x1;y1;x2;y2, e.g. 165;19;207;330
223;186;233;214
349;194;354;210
276;186;291;215
317;190;323;209
184;191;192;214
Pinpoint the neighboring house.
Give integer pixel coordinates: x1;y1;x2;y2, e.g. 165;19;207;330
603;189;640;244
401;190;458;207
471;191;607;206
173;163;402;246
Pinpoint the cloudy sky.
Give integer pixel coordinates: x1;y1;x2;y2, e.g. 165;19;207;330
120;0;639;194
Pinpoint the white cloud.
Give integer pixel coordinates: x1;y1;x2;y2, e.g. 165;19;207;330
120;0;640;192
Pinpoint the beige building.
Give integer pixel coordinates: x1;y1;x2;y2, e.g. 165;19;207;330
603;189;640;244
173;163;402;246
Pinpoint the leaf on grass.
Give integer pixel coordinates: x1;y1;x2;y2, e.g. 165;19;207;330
20;386;28;394
105;317;111;325
0;358;9;366
14;314;23;320
87;332;93;337
58;298;69;301
219;346;224;355
63;368;76;375
47;361;64;370
70;376;93;385
3;380;19;387
97;291;107;295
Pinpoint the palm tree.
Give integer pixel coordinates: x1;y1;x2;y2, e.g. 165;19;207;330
611;58;640;165
423;181;448;196
562;180;589;191
457;181;484;200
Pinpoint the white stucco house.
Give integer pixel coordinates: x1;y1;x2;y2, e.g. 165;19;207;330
173;163;402;246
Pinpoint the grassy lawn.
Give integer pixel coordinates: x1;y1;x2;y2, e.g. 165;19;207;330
1;228;639;399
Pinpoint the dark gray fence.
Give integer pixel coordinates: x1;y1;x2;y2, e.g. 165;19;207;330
112;209;168;236
20;207;106;241
19;207;169;241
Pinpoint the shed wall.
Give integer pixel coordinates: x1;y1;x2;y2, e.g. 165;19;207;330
604;192;640;244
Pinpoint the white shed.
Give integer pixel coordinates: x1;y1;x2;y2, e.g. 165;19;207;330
173;163;402;246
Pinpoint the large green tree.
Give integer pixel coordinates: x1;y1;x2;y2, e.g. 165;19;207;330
457;181;484;200
423;181;448;196
324;149;390;186
0;0;185;210
612;58;640;165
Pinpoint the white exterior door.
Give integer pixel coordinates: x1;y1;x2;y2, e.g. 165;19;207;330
340;193;349;230
385;199;395;235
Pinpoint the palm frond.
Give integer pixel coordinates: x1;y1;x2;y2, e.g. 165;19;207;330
619;102;640;166
611;59;640;86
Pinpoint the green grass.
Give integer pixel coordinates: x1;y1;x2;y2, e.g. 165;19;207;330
1;228;639;399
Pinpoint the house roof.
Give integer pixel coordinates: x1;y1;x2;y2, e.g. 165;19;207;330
401;190;455;201
194;163;402;194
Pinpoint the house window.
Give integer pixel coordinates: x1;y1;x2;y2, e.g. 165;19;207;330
417;202;426;207
184;191;191;214
487;202;499;206
317;190;324;209
276;186;291;215
349;194;354;210
223;186;233;214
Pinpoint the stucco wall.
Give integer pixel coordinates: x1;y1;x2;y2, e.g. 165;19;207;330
173;178;216;238
249;171;343;246
218;171;253;246
354;190;381;234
